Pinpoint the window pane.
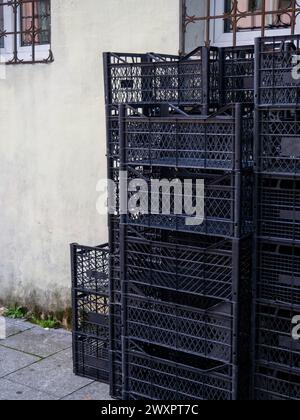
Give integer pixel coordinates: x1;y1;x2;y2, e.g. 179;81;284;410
225;0;293;33
21;0;51;46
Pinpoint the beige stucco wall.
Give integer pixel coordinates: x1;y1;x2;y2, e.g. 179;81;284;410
0;0;180;312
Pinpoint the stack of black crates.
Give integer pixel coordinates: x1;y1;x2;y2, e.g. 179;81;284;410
103;46;255;400
71;35;300;400
254;35;300;400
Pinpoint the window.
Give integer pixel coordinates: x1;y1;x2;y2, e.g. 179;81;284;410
20;0;51;46
181;0;300;50
225;0;294;33
0;0;53;64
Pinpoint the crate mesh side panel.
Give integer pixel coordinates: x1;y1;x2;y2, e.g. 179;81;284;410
257;36;300;107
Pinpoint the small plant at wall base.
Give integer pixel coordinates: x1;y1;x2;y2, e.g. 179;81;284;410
4;305;62;329
4;306;27;319
28;314;61;329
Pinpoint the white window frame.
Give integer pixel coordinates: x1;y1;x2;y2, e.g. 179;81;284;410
0;4;50;63
210;0;300;47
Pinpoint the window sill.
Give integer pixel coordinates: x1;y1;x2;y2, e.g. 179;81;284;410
0;45;54;64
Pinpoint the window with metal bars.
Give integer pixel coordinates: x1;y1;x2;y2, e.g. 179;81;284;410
0;0;53;64
224;0;294;33
182;0;300;49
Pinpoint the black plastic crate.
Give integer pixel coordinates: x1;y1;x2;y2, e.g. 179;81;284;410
257;241;300;309
103;48;220;112
73;290;109;338
257;176;300;243
122;280;252;363
123;226;252;302
73;333;109;383
123;166;254;238
126;341;233;400
70;243;109;295
255;35;300;108
255;109;300;175
122;104;253;170
126;293;233;363
220;46;255;106
123;340;250;400
71;244;110;383
256;303;300;372
255;364;300;400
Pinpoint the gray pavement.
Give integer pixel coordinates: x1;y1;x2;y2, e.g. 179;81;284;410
0;318;111;400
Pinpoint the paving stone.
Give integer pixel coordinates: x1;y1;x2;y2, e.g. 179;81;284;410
0;346;40;378
1;318;34;338
1;327;72;358
62;381;112;400
6;349;93;398
0;378;57;400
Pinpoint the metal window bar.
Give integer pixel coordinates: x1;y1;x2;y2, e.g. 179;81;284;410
182;0;300;48
0;0;53;64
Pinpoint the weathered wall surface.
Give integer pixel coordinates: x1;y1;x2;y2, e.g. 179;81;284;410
0;0;179;311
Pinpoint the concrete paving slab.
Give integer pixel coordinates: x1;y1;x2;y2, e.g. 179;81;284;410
0;378;57;400
1;327;72;358
0;346;40;378
62;381;112;400
2;318;34;338
6;349;94;398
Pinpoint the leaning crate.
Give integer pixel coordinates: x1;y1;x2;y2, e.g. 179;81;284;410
103;47;220;113
73;289;109;338
254;364;300;401
255;35;300;108
71;244;109;295
123;166;254;239
220;45;255;106
255;109;300;175
70;244;110;383
73;333;109;383
255;303;300;372
257;176;300;243
121;104;253;171
256;240;300;309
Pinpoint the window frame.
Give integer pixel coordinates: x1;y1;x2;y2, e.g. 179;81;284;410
0;0;53;64
212;0;299;46
20;0;51;47
181;0;300;50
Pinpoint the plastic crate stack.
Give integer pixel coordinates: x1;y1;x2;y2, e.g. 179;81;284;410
254;35;300;400
103;47;222;399
71;244;110;383
102;46;256;400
